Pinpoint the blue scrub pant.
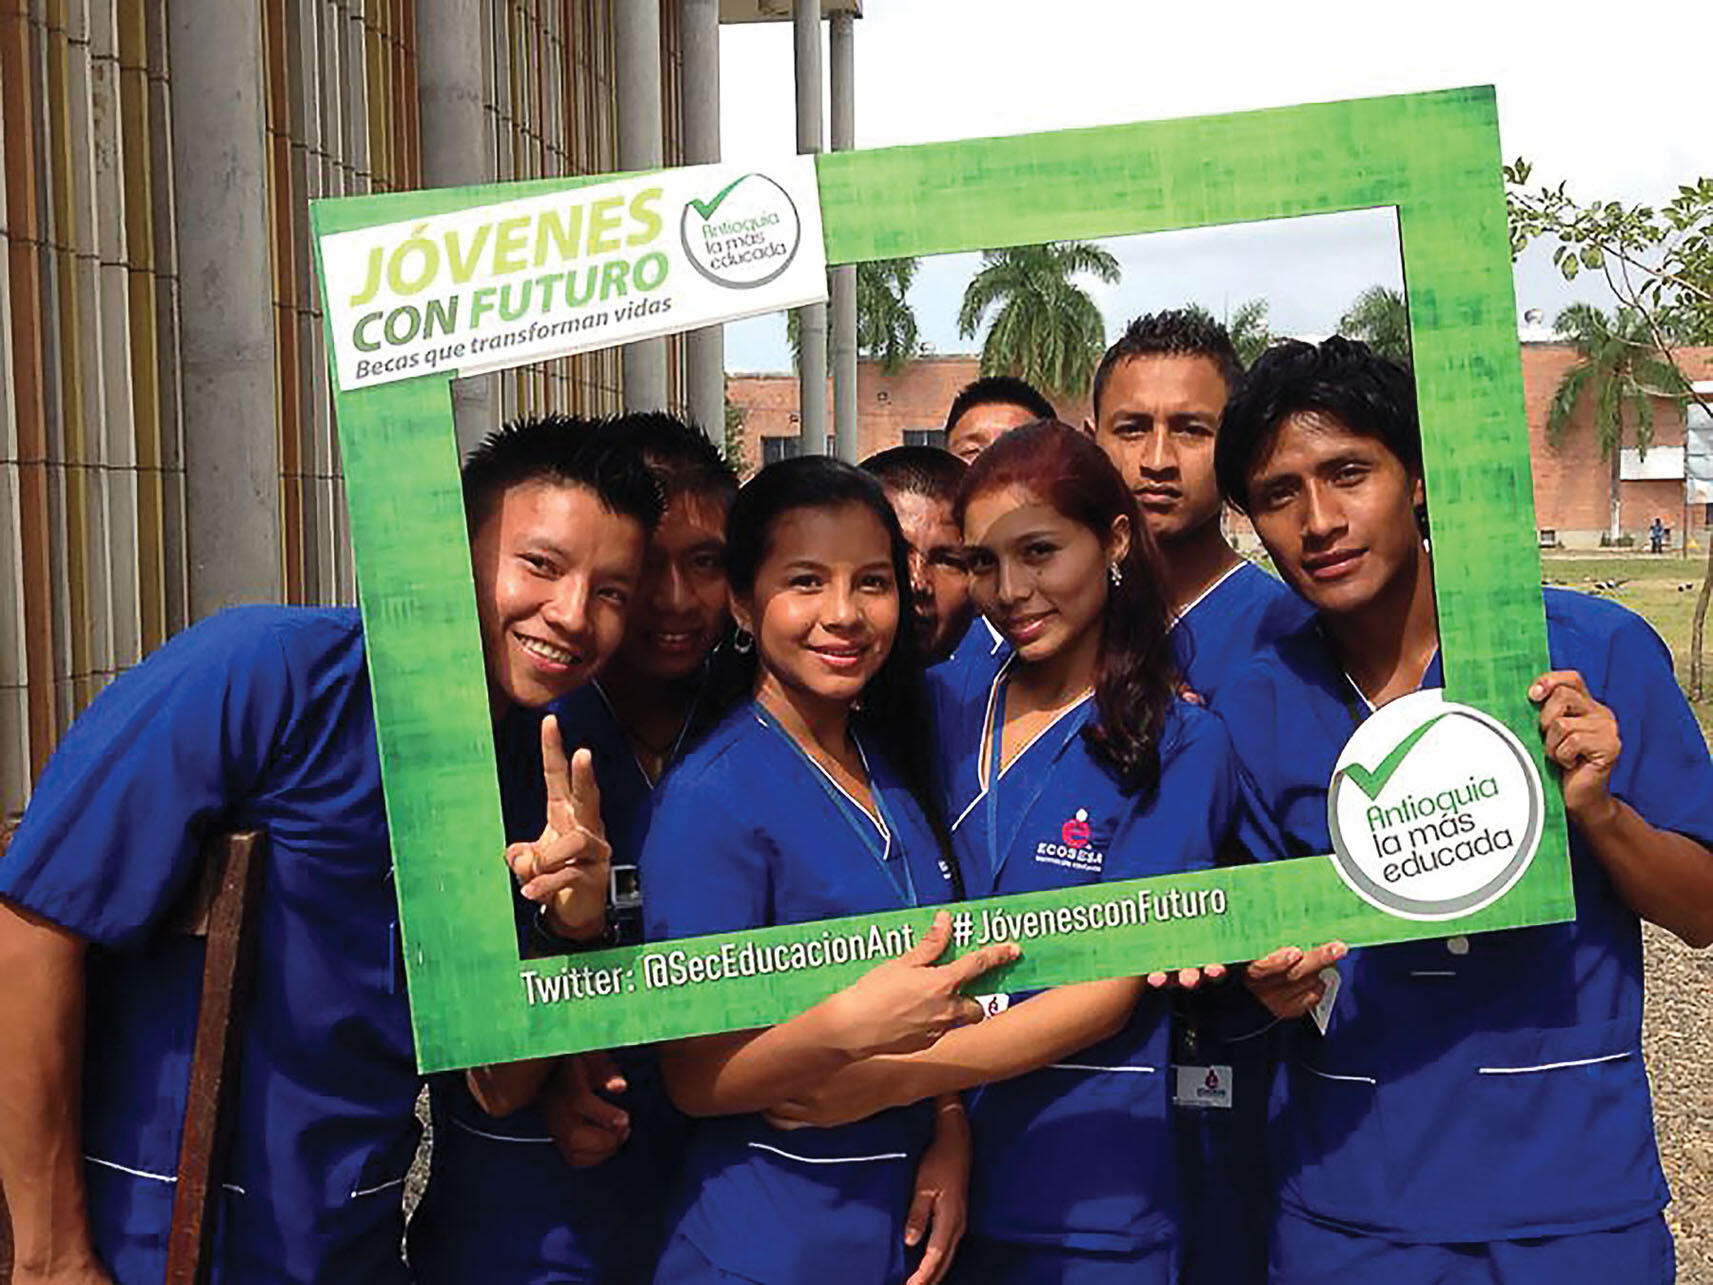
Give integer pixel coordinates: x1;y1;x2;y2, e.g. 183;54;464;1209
1271;1209;1675;1284
945;1236;1174;1285
1174;1007;1272;1285
653;1232;916;1285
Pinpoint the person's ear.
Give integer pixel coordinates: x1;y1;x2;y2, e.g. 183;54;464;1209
1107;513;1132;567
1082;416;1096;437
1411;474;1426;510
728;590;755;638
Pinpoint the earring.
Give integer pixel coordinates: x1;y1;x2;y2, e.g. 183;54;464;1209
733;628;754;654
1108;562;1124;587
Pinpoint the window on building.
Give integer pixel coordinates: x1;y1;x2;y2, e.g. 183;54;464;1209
903;429;948;451
763;436;801;465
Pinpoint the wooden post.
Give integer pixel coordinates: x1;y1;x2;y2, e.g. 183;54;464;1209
163;831;267;1285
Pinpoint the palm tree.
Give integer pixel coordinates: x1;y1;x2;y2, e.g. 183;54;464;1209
1548;303;1688;542
854;258;920;373
956;242;1119;399
1338;286;1411;364
787;257;921;374
1228;298;1271;366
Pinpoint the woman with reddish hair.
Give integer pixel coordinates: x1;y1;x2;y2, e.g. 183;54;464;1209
768;421;1241;1282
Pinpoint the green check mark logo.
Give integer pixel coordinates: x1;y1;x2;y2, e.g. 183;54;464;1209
688;175;749;222
1339;713;1451;800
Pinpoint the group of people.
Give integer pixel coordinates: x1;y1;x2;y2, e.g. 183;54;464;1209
1;311;1709;1285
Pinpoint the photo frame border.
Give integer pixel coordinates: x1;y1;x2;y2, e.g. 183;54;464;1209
312;85;1571;1072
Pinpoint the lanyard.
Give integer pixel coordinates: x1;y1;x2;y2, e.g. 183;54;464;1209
979;675;1093;891
752;703;918;907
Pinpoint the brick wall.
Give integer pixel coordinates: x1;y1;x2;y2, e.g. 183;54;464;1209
730;346;1713;549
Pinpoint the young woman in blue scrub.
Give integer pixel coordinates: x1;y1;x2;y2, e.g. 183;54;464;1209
412;413;739;1285
642;458;1020;1285
770;422;1242;1284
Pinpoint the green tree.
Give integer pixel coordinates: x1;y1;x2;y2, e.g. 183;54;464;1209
1547;303;1686;544
956;241;1120;399
722;395;751;478
1508;163;1713;692
787;257;921;374
1338;286;1411;364
1229;298;1272;366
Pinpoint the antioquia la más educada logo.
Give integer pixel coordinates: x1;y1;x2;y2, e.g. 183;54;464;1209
1327;689;1544;920
680;172;803;289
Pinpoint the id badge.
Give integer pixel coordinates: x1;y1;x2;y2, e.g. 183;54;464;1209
1173;1064;1234;1109
1309;964;1342;1035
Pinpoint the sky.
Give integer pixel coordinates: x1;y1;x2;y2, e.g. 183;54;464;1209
714;0;1708;372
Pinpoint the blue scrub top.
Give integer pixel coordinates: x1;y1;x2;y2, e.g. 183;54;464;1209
933;614;1010;687
930;656;1239;1254
1213;588;1713;1243
1171;559;1311;704
0;607;435;1284
641;700;957;1285
413;681;695;1284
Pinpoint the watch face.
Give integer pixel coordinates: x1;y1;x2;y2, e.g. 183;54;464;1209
610;863;643;911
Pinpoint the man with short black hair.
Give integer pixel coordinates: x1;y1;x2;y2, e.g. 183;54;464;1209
860;446;975;666
943;374;1055;463
1217;336;1713;1281
1090;310;1307;1284
0;416;660;1284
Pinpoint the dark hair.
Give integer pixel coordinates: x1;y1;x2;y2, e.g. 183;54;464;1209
611;411;739;509
1215;336;1421;514
461;411;664;536
859;446;968;505
955;421;1176;796
711;456;959;891
1090;309;1244;421
943;375;1056;434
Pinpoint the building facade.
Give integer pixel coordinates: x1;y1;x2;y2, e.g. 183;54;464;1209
2;0;714;814
730;345;1713;547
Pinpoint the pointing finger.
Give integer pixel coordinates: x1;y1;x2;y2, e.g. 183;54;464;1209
945;940;1022;989
901;912;954;966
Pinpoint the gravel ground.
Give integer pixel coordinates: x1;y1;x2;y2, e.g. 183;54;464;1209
1646;921;1713;1282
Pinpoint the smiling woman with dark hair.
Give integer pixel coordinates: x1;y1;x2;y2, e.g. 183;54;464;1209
642;456;1019;1285
767;423;1242;1284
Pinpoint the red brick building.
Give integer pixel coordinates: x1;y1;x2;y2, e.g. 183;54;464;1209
729;346;1713;549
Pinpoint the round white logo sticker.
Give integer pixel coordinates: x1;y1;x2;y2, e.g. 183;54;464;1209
680;172;803;289
1326;690;1544;921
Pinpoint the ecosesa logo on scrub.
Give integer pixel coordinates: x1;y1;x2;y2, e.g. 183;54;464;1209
1034;808;1106;873
680;172;803;289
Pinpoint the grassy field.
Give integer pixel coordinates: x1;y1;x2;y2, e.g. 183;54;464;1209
1540;549;1713;742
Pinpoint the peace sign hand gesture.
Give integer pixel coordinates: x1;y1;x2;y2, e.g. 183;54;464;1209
505;714;611;941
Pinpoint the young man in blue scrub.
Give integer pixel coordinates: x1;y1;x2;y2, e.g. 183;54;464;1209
861;447;998;679
1088;310;1309;704
412;413;739;1285
1214;337;1713;1282
944;374;1056;464
1089;309;1308;1284
0;417;661;1285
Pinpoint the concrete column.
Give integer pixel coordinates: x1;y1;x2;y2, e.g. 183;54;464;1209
168;0;280;613
618;0;668;412
681;0;724;440
418;0;497;457
828;10;857;462
793;0;825;456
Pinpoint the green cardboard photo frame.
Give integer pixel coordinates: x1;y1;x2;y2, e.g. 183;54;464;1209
310;85;1572;1073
